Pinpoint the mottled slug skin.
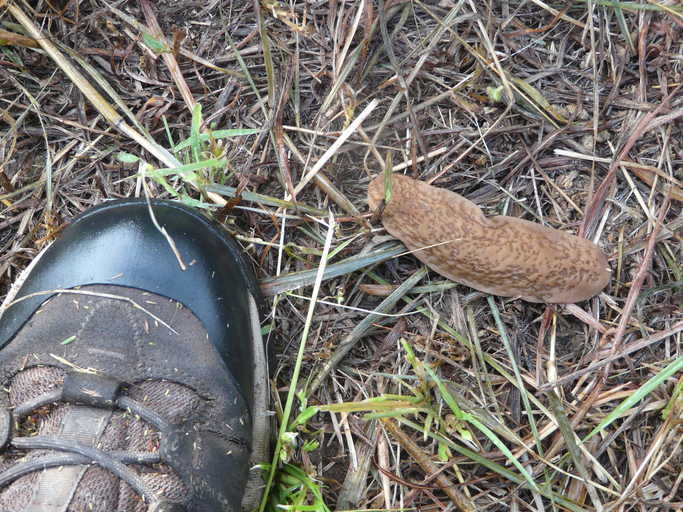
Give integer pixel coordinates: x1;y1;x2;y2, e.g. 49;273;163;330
368;174;611;303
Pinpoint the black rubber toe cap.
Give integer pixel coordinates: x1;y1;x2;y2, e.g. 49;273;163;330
0;200;262;400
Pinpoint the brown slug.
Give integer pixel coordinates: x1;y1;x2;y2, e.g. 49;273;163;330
367;174;611;303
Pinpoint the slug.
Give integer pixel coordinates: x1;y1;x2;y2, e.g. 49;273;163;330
367;174;611;303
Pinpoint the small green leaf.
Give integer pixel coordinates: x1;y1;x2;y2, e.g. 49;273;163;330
437;442;450;461
383;152;393;204
486;85;504;103
459;428;473;442
510;77;569;124
142;33;169;54
60;335;76;345
280;431;298;447
117;152;139;163
302;439;319;452
662;377;682;420
289;406;319;430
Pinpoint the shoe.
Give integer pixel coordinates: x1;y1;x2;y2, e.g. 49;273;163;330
0;199;270;512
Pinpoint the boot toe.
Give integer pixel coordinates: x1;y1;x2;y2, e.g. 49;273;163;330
0;199;262;397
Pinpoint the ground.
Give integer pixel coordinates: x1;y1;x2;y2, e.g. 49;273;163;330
0;0;682;511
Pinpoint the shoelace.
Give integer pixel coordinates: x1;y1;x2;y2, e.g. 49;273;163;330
0;372;185;512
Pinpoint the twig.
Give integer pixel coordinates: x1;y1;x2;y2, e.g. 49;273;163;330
601;195;670;380
307;266;428;394
139;0;196;113
539;320;682;391
381;418;475;512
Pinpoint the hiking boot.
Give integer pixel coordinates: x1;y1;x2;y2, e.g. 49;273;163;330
0;200;270;512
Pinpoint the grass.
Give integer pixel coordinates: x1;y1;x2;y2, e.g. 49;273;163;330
1;0;682;511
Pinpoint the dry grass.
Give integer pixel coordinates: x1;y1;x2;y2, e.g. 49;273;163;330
1;0;682;511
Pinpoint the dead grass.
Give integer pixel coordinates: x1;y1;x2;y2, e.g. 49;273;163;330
1;0;682;511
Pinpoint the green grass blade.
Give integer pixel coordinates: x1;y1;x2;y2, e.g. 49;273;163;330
173;128;261;151
145;158;227;178
258;215;336;512
259;243;406;296
487;297;544;455
424;365;540;492
583;355;683;442
397;417;590;512
190;103;202;163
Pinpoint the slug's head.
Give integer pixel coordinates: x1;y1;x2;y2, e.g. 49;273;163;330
367;174;386;213
367;173;413;215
